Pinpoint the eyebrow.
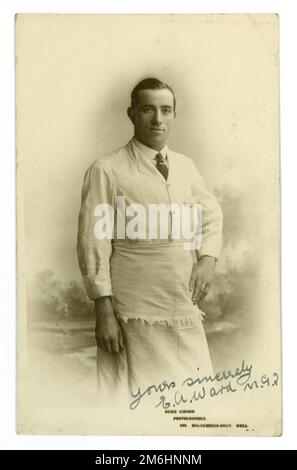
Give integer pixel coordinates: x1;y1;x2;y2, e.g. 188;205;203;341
141;104;173;109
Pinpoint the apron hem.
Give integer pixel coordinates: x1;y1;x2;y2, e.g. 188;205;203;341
116;312;205;329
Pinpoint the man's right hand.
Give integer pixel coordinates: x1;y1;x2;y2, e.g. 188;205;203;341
95;296;124;354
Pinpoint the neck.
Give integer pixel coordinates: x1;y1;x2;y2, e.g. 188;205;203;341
134;135;166;152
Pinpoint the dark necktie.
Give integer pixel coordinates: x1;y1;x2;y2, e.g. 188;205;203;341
155;152;169;181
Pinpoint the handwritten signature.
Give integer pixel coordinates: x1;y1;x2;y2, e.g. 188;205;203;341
129;360;279;410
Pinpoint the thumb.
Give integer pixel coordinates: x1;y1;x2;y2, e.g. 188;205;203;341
118;327;124;351
189;265;196;292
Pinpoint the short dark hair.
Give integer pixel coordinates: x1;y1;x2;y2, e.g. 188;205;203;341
130;78;176;110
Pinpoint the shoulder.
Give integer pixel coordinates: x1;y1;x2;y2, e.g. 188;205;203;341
168;148;205;186
96;143;129;167
168;148;200;172
85;143;130;175
169;148;193;162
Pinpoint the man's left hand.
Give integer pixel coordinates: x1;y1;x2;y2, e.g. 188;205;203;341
189;256;216;305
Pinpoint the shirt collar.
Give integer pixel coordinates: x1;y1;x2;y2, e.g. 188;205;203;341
132;137;168;162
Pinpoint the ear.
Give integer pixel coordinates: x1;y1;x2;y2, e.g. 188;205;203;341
127;107;135;124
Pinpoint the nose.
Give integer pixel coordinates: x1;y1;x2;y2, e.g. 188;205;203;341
151;110;162;126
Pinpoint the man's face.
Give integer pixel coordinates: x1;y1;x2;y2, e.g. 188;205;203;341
128;88;176;150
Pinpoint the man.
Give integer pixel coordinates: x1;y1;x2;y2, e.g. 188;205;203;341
77;78;223;404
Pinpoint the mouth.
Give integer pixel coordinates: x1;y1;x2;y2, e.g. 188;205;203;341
150;128;165;132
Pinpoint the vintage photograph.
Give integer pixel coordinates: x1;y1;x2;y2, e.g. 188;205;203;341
16;13;281;435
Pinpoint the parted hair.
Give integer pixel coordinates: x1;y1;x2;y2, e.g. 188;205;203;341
130;78;176;110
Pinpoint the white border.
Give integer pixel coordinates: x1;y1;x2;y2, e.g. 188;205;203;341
1;0;296;451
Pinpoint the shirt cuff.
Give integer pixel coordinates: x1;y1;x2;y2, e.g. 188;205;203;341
82;276;113;300
198;243;221;260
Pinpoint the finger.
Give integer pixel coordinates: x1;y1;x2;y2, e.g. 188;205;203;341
102;337;112;353
191;279;198;303
95;329;101;348
189;269;196;292
118;329;124;351
198;282;210;302
97;337;106;351
192;277;202;304
198;290;208;303
110;337;120;354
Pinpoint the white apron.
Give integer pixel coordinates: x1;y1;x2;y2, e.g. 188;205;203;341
96;241;214;405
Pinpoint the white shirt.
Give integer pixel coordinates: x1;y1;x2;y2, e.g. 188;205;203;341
132;136;169;166
77;138;223;299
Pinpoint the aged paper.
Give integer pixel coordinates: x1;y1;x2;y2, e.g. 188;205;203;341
16;13;281;435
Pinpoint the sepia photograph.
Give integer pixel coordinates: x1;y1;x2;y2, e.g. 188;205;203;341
16;13;281;435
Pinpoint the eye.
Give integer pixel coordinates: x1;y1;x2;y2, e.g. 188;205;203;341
142;106;152;113
162;108;172;114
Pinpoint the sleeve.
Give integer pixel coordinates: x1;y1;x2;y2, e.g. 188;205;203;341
189;160;223;260
77;160;116;300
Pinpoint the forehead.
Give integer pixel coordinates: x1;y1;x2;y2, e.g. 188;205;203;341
136;89;174;107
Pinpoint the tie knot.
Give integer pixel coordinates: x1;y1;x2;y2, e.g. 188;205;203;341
155;152;166;164
155;152;169;180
